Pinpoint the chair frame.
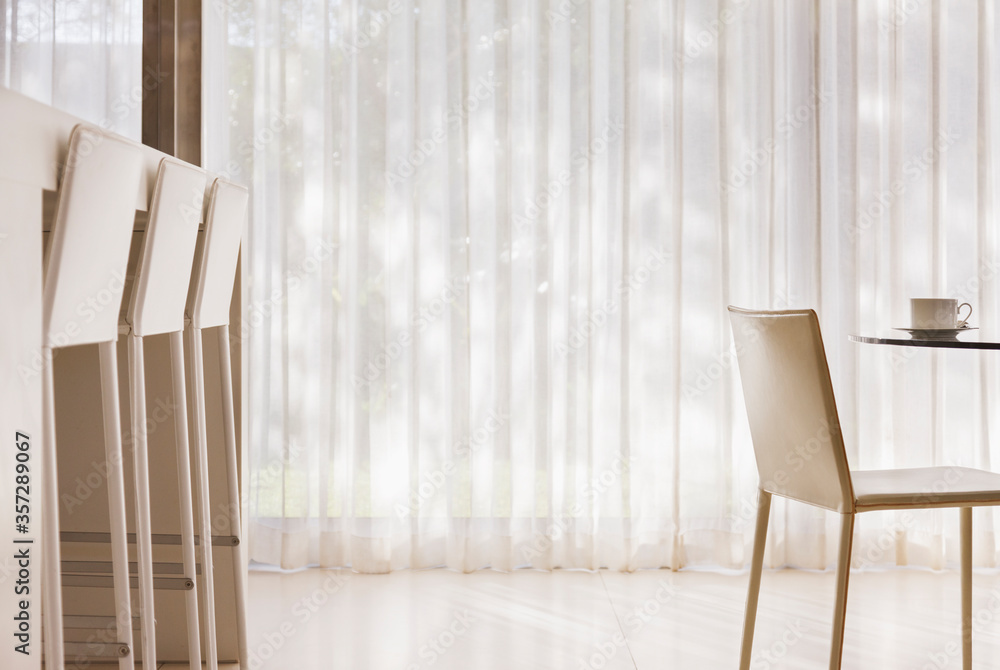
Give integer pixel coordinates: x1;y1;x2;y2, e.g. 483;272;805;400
124;157;208;669
185;177;249;670
730;306;980;670
41;124;143;670
741;491;974;670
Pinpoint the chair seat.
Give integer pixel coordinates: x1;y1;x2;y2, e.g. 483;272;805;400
853;466;1000;511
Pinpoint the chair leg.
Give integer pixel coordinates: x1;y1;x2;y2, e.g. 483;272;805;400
961;506;972;670
217;325;250;666
169;331;202;669
127;335;157;668
188;326;220;670
829;512;855;670
98;340;136;670
41;346;65;670
739;489;771;670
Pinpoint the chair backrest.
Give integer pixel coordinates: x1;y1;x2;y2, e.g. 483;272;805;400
185;177;246;329
728;307;854;513
127;158;207;337
43;124;143;348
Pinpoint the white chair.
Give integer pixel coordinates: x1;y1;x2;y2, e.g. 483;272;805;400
42;124;143;670
123;157;208;669
729;306;1000;670
185;177;248;670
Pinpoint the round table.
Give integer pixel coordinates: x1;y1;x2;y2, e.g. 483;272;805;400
849;332;1000;350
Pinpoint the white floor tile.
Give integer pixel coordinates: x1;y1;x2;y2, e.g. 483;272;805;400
248;568;632;669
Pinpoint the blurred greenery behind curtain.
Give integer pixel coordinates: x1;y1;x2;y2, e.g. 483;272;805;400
1;0;142;138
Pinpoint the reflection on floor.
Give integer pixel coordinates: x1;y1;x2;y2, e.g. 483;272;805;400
231;565;1000;669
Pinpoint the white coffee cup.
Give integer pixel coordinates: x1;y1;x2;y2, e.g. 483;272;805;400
911;298;972;329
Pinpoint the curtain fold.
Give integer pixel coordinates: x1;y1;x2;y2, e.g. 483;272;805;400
204;0;1000;573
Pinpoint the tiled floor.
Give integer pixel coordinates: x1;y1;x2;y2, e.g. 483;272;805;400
243;566;1000;669
84;566;1000;668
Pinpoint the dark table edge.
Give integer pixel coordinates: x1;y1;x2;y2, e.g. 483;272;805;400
848;334;1000;350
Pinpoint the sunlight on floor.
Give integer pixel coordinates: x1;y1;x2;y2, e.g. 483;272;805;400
237;566;1000;669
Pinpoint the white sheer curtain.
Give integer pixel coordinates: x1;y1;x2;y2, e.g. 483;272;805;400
204;0;1000;573
1;0;142;138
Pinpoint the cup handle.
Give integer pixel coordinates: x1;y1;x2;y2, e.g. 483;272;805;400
958;302;973;328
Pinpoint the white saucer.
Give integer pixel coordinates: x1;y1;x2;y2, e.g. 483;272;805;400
893;326;977;340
